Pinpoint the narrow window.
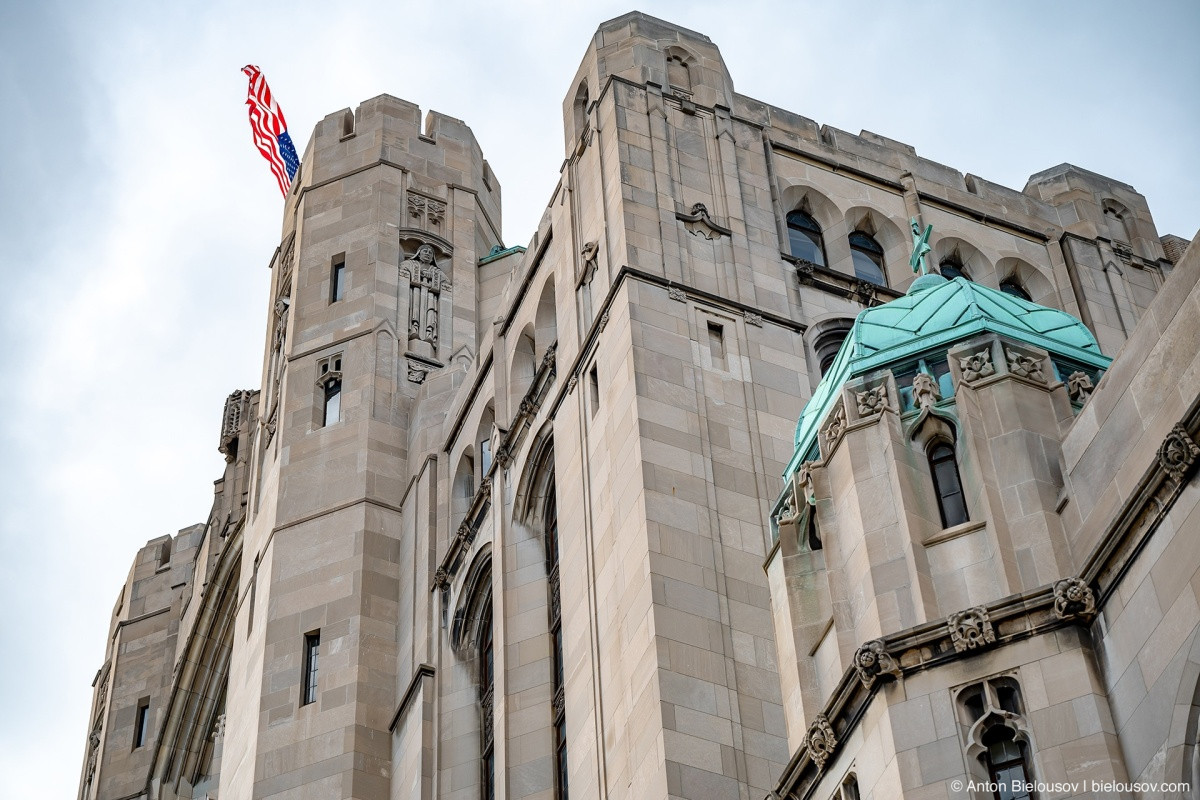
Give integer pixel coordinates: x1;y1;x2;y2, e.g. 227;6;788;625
929;442;968;528
545;481;568;800
983;726;1032;800
479;600;495;800
323;377;341;426
999;280;1031;301
330;255;346;303
302;632;320;706
480;437;492;477
849;231;886;285
667;54;691;92
707;322;726;370
588;365;599;416
133;699;150;748
805;506;822;551
786;211;826;266
838;773;860;800
318;355;343;428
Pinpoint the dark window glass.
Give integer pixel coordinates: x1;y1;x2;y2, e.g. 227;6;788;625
982;726;1032;800
480;599;495;800
842;774;860;800
786;211;826;266
999;280;1031;301
323;378;341;427
331;257;346;303
929;442;969;528
849;231;886;285
302;632;320;706
134;701;150;748
805;506;822;551
940;261;968;281
555;712;569;800
545;487;559;571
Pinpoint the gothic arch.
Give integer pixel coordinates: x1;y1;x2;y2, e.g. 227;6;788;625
778;184;842;245
843;205;907;286
664;46;694;92
510;324;537;409
451;546;493;654
995;257;1056;308
931;235;993;282
514;425;556;532
535;276;558;362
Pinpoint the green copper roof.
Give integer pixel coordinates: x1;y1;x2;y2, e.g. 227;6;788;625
783;275;1110;483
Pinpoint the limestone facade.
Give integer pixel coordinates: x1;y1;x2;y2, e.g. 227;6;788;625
77;12;1195;800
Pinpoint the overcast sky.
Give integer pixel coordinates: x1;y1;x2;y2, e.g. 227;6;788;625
1;0;1196;795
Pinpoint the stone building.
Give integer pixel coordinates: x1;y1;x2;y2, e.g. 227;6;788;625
77;12;1197;800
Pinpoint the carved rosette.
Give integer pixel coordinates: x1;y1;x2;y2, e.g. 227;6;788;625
911;372;941;409
804;714;837;771
948;607;996;652
1052;577;1096;620
1005;349;1045;382
821;404;847;450
856;384;888;416
1157;424;1200;482
1067;371;1095;403
853;639;901;688
959;350;995;382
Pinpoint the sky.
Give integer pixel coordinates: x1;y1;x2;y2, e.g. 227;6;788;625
0;0;1197;795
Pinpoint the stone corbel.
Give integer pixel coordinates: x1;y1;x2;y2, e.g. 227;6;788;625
853;639;901;688
676;202;732;240
1052;577;1096;620
948;607;996;652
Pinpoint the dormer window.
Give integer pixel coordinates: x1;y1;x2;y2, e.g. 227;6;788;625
786;211;826;266
849;231;886;285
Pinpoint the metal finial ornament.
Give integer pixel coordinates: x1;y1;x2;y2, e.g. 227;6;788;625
909;218;932;275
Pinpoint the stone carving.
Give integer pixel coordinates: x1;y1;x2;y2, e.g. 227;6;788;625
668;286;687;302
433;567;450;591
856;384;888;416
795;259;818;282
804;714;837;771
794;462;816;507
1157;424;1200;481
567;374;579;393
959;350;995;382
579;241;599;286
495;443;512;470
1005;349;1045;382
1052;577;1095;620
481;687;494;746
948;607;996;652
1067;371;1095;403
541;342;557;371
743;311;763;327
407;365;428;384
219;390;252;462
278;233;295;285
1112;240;1133;264
519;398;537;420
598;311;610;331
85;729;100;782
853;639;901;688
852;279;877;306
911;372;941;409
212;712;227;743
265;406;278;445
407;192;446;229
821;404;847;449
676;202;732;240
400;245;451;349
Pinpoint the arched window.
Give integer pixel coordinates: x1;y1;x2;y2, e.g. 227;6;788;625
939;259;969;281
999;280;1031;301
812;320;854;377
849;231;886;285
786;211;826;267
957;677;1035;800
479;597;495;800
929;442;968;528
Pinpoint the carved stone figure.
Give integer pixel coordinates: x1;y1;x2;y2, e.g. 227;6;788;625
1067;370;1095;403
804;714;837;771
959;350;995;382
853;639;901;688
948;607;996;652
400;245;451;352
1052;577;1095;620
579;241;599;286
912;372;940;409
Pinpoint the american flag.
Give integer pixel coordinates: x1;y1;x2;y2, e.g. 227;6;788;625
242;65;300;197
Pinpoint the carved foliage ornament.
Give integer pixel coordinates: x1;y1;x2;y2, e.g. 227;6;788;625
1067;371;1095;403
1005;349;1045;382
856;384;888;416
853;639;901;688
1158;424;1200;482
1052;577;1095;620
959;350;995;382
911;372;941;409
948;607;996;652
804;713;837;771
821;404;847;448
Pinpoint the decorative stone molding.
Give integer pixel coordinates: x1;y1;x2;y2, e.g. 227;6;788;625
804;714;837;771
211;713;227;743
1005;348;1045;382
795;259;818;282
552;685;566;717
851;279;877;306
598;311;610;332
912;372;941;409
676;202;732;240
407;365;428;384
959;350;995;382
219;390;253;462
407;191;446;230
1112;240;1133;264
948;607;996;652
1157;424;1200;482
668;286;687;302
821;403;847;451
856;384;888;416
743;311;763;327
1052;577;1095;620
567;374;578;393
1067;371;1095;403
433;567;450;591
853;639;901;688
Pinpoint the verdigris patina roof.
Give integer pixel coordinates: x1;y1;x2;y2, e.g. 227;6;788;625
783;274;1111;484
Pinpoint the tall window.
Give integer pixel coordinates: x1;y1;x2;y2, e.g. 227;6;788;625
545;480;567;800
999;280;1031;301
929;442;968;528
302;631;320;706
330;255;346;303
983;726;1032;799
958;678;1034;800
849;231;886;285
318;355;343;427
480;599;495;800
786;211;826;266
133;699;150;748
